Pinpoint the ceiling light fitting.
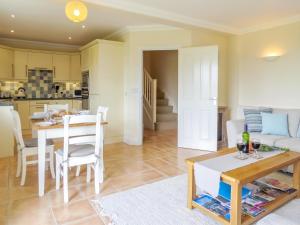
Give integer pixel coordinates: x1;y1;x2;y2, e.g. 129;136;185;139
65;0;88;23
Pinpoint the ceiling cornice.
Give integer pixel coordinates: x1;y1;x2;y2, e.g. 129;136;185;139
239;14;300;34
86;0;300;36
84;0;240;34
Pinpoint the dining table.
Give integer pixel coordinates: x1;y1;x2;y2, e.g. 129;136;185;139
31;117;108;197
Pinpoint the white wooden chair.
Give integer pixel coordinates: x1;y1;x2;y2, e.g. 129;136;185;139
75;106;108;177
12;110;55;186
44;104;69;112
55;111;105;203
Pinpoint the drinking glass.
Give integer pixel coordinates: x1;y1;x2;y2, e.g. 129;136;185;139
236;138;248;160
251;138;262;159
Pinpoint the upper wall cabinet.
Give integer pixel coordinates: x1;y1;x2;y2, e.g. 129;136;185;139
14;50;28;80
28;52;52;70
0;47;13;79
70;54;81;82
52;54;70;82
81;48;89;71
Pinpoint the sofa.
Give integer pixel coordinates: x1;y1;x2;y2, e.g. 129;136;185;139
227;107;300;172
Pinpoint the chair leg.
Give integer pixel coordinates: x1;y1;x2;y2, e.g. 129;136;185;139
63;164;69;203
94;161;100;195
20;153;27;186
86;164;91;183
75;166;81;177
49;149;55;179
16;151;22;178
55;155;60;190
99;159;104;183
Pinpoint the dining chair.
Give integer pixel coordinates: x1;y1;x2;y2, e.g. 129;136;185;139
11;110;55;185
44;104;69;112
75;106;108;177
55;111;105;203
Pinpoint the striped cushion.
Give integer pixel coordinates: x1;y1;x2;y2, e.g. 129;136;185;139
244;108;273;132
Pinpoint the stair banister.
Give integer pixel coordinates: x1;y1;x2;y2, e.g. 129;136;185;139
143;69;157;128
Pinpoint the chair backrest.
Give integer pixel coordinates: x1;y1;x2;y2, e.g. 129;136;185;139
97;106;108;121
44;104;69;112
11;110;25;150
62;112;103;161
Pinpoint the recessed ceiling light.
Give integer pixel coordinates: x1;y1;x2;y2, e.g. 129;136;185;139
81;25;86;29
68;36;72;40
11;14;15;18
10;30;14;33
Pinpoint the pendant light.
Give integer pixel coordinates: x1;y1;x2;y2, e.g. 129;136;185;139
65;0;88;23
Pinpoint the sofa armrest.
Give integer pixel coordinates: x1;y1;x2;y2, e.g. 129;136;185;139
226;119;245;148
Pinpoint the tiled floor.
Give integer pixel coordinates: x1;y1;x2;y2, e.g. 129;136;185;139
0;129;208;225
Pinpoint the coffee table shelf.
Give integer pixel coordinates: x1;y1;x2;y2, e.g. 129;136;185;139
186;148;300;225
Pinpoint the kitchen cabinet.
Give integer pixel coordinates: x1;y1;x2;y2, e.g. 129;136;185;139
81;48;89;71
15;101;30;130
72;99;82;111
53;54;70;81
0;47;13;79
70;54;81;81
14;50;28;80
28;52;52;70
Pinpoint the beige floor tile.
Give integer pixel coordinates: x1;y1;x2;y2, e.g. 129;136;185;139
52;199;96;224
65;215;105;225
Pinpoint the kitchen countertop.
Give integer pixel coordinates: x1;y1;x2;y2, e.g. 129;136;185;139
0;97;83;101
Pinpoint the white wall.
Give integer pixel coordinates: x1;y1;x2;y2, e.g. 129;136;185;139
229;22;300;118
144;50;178;113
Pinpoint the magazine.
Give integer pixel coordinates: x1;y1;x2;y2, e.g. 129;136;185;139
242;203;265;218
256;178;293;192
194;194;231;220
254;192;275;202
245;196;267;207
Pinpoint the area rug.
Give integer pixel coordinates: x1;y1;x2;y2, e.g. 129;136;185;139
90;174;300;225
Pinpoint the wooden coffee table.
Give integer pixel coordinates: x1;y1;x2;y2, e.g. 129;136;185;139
186;148;300;225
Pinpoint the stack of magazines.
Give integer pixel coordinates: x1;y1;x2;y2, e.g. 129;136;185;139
194;178;296;219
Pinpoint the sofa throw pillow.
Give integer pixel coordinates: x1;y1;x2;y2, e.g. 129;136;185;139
296;120;300;138
261;112;289;136
243;108;272;132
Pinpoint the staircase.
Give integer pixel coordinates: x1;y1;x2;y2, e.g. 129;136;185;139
156;89;177;131
143;68;177;131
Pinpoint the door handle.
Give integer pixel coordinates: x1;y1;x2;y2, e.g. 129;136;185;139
209;97;217;100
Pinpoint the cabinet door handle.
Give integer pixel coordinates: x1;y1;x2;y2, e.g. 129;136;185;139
26;65;28;77
53;66;56;77
12;64;14;77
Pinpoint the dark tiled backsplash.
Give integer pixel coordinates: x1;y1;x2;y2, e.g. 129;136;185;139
0;70;80;98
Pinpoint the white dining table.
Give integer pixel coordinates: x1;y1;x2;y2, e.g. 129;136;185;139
32;120;107;197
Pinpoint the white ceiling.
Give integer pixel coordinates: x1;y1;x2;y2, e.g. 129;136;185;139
0;0;160;45
0;0;300;46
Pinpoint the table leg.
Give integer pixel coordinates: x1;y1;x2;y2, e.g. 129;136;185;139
38;130;46;197
230;181;242;225
293;161;300;198
187;162;196;209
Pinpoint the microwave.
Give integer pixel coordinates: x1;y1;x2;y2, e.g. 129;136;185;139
74;89;82;97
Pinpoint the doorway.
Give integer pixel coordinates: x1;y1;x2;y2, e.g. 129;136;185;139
142;50;179;141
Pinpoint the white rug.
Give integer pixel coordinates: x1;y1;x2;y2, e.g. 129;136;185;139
90;175;300;225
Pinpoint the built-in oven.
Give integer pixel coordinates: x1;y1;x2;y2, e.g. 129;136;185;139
81;71;89;110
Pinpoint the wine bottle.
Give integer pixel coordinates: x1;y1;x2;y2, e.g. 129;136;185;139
242;124;250;153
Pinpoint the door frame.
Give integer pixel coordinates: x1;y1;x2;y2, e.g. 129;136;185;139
138;45;181;144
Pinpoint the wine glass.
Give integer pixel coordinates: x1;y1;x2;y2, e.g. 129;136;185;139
236;138;247;160
251;138;262;159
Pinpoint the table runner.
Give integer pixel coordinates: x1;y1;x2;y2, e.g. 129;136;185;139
194;150;283;197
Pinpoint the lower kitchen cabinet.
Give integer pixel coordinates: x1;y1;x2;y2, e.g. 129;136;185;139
15;101;31;131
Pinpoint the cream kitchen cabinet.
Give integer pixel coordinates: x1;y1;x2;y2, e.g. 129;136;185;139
15;101;30;130
53;54;70;82
0;47;13;79
14;50;28;80
72;99;82;111
70;54;81;81
28;52;52;70
80;48;89;71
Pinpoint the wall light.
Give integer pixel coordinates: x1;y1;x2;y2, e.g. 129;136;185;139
262;55;281;62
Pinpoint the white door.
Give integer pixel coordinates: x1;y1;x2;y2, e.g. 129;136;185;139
178;46;218;151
